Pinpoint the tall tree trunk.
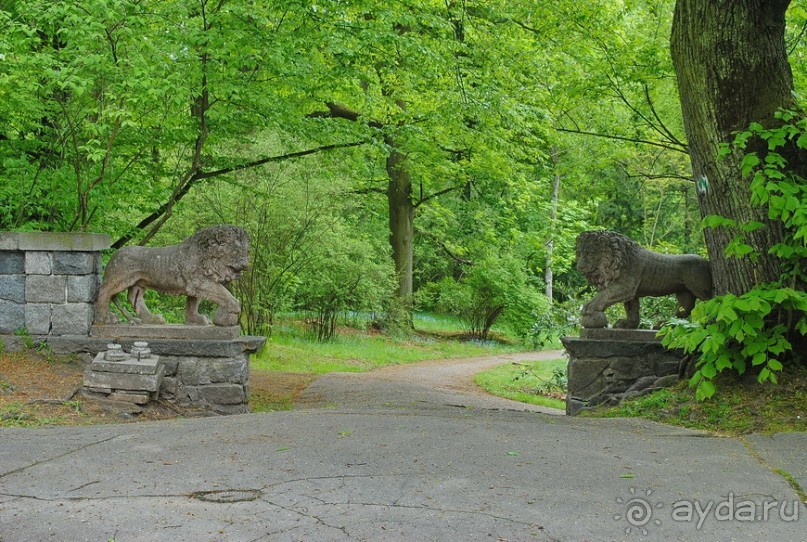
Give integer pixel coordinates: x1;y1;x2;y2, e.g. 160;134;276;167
386;137;415;316
670;0;793;295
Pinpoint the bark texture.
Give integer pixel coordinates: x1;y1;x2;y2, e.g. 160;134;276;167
670;0;793;295
385;138;415;311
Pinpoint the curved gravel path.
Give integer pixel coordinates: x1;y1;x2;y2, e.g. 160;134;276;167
298;350;566;414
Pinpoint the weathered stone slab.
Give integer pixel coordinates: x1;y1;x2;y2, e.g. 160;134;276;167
0;252;24;274
108;391;150;404
67;275;98;303
26;275;66;303
53;252;99;275
90;356;161;375
0;300;25;334
208;357;248;384
0;274;25;303
579;328;662;342
83;367;164;392
0;335;266;357
24;303;52;335
51;303;93;335
178;357;208;386
24;252;52;275
91;324;241;340
159;376;178;399
84;386;113;395
0;232;110;252
197;383;246;405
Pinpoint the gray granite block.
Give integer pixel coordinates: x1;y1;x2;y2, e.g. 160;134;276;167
198;383;246;405
0;232;110;251
83;368;164;393
0;274;25;303
0;252;24;274
25;252;52;275
26;275;66;303
51;303;93;335
0;300;25;334
53;252;98;275
67;275;99;303
24;304;52;335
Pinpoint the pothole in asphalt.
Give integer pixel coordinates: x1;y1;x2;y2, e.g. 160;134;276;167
192;489;262;503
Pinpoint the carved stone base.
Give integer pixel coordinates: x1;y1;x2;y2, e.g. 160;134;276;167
23;332;269;415
91;324;241;340
561;329;684;415
83;351;164;404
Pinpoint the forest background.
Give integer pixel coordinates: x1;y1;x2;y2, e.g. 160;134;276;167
2;0;806;378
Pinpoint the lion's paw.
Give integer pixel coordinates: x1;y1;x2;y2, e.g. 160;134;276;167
94;312;120;325
212;310;239;327
187;314;212;326
581;311;608;328
140;313;166;325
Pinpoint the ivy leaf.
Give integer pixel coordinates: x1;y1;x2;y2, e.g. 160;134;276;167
702;215;736;228
695;379;716;401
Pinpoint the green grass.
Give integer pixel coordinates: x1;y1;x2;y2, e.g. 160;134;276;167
252;325;524;374
0;402;62;428
581;368;807;435
474;358;567;410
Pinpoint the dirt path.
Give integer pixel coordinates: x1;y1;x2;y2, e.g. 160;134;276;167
298;350;566;414
1;349;565;426
360;349;564;393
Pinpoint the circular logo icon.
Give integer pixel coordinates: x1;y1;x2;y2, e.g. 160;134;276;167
614;487;663;535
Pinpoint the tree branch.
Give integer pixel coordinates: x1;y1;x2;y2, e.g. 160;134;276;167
414;184;463;208
192;140;366;181
626;172;694;182
555;127;690;154
415;226;473;266
308;102;384;128
111;140;367;249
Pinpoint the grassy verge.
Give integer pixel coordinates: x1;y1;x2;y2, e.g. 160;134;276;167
581;367;807;435
474;358;567;410
252;326;523;374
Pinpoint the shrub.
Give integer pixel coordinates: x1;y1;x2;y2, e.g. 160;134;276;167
660;109;807;399
431;254;550;342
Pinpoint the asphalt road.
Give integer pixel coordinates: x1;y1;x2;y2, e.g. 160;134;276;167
1;351;804;542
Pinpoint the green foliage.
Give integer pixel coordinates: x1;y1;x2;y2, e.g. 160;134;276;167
295;234;394;341
662;109;807;399
421;253;549;342
252;319;522;374
525;300;579;348
584;367;807;435
1;0;708;341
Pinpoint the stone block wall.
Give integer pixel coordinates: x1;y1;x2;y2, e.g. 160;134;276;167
159;353;250;414
0;232;109;336
77;335;263;415
561;329;684;415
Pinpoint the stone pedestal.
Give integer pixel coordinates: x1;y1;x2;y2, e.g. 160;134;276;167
84;345;164;404
561;329;684;416
84;326;265;415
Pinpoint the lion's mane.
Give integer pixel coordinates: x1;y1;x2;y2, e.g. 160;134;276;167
575;230;641;290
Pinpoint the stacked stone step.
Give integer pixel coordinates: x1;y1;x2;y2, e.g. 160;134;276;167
83;342;164;404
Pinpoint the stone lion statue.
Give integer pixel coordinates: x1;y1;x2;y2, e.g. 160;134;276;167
575;230;713;329
94;225;250;327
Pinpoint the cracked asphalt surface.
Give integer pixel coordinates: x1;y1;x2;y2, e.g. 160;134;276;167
0;351;805;542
